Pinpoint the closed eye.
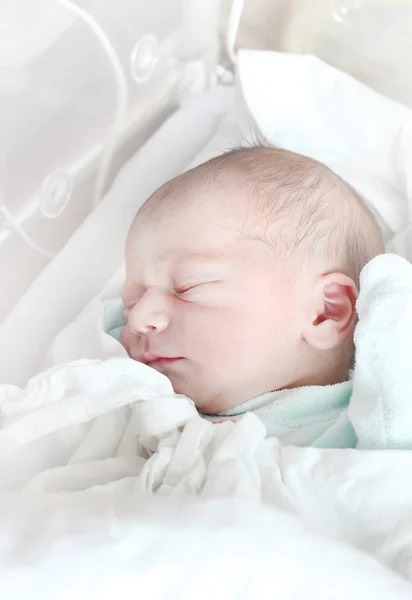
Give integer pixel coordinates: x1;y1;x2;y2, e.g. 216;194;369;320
175;281;219;297
176;283;204;295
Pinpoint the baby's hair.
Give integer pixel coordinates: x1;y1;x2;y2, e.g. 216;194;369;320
142;144;384;286
189;144;385;285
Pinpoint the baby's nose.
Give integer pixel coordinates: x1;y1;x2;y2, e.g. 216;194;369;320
127;287;169;335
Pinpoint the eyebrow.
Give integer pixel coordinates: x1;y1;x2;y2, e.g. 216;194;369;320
173;253;230;273
161;247;230;264
184;251;227;262
123;247;232;293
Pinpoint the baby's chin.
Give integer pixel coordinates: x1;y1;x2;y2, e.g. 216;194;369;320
166;375;234;415
145;360;237;414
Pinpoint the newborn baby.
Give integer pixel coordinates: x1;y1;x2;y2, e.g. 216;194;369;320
120;146;385;445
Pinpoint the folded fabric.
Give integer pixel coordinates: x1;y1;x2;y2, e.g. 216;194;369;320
238;50;412;246
4;329;412;583
349;254;412;449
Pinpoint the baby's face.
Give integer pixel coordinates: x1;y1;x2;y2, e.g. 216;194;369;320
121;192;305;414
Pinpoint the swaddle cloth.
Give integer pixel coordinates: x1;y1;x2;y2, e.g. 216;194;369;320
104;297;126;342
349;254;412;449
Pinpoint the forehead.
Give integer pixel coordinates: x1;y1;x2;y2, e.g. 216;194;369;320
126;187;243;262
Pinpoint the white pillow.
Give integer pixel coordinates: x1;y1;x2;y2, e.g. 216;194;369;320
237;50;412;244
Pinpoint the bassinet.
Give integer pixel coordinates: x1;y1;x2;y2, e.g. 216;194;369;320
2;2;412;598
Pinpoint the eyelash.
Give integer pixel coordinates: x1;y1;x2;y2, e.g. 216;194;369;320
175;283;202;296
123;288;197;313
175;281;220;297
124;281;218;310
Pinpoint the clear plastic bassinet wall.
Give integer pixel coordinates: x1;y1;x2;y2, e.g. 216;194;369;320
0;0;219;324
1;0;412;327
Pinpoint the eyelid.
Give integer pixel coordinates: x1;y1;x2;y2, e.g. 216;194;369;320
176;280;220;295
176;284;199;295
174;270;223;288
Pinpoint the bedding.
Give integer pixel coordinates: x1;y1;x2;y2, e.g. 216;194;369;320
2;492;411;600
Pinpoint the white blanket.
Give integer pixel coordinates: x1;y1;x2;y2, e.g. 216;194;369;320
3;358;412;598
2;493;411;600
238;50;412;246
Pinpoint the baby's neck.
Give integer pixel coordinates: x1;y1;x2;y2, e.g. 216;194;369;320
285;351;351;390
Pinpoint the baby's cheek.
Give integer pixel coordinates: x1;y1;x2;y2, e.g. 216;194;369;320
120;326;140;358
188;310;250;362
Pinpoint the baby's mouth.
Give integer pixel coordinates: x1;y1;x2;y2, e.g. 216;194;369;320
139;351;185;370
146;357;183;368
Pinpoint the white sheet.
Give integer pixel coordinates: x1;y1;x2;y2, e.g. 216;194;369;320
2;493;411;600
2;356;412;592
239;50;412;242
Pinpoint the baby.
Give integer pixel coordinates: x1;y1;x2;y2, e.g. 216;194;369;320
120;146;385;446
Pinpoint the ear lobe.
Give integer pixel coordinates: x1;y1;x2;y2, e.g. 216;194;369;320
303;274;358;351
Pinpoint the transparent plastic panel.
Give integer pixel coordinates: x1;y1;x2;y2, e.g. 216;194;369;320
221;0;412;107
330;0;411;24
280;0;412;107
1;0;183;219
0;0;186;323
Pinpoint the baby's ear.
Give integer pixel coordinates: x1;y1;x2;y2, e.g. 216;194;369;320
302;273;358;351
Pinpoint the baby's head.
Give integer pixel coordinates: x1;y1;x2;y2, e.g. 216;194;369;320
121;147;384;414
